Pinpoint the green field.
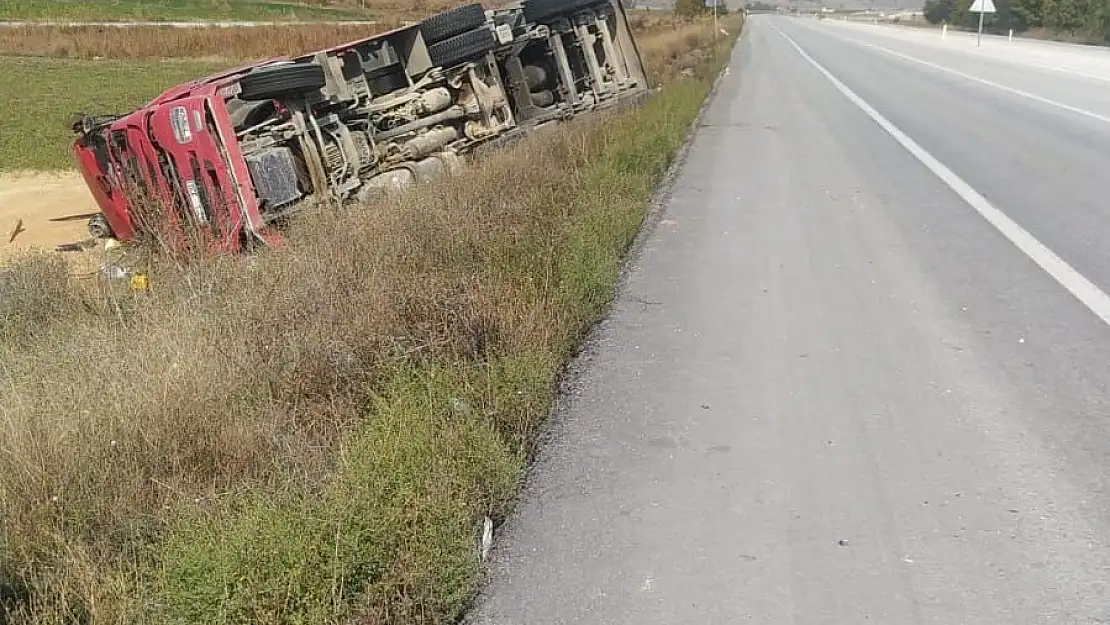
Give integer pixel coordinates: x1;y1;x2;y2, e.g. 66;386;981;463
0;0;374;21
0;56;228;171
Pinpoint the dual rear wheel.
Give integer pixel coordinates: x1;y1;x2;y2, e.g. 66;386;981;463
420;3;497;69
237;0;613;101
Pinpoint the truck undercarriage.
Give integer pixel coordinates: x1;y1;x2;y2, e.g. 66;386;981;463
71;0;649;258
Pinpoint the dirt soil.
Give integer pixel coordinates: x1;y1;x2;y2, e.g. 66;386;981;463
0;172;105;273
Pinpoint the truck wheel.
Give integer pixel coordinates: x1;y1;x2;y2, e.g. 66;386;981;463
420;3;487;44
238;63;326;101
428;27;497;69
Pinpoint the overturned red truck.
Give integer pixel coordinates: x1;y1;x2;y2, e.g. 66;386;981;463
71;0;649;256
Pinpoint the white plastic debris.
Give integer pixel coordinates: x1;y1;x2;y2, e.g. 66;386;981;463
480;516;494;562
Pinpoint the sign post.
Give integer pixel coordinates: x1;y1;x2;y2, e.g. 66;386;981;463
969;0;996;47
710;0;719;40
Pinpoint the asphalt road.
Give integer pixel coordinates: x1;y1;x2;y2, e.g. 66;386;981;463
468;16;1110;624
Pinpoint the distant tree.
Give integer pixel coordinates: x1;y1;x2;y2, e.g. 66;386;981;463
1094;1;1110;41
935;0;1110;40
923;0;954;23
1007;0;1044;29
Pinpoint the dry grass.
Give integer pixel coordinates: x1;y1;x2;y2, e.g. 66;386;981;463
0;23;398;61
0;0;377;21
301;0;472;19
0;12;724;63
636;14;733;83
0;16;740;625
1019;25;1109;45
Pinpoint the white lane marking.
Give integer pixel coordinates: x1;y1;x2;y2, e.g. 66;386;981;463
990;58;1110;85
823;21;1110;85
772;24;1110;329
794;22;1110;126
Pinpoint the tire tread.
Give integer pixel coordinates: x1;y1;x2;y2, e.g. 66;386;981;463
420;3;487;44
428;27;497;68
239;63;326;101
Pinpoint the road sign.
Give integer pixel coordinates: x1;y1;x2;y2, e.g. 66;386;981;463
969;0;996;13
969;0;995;47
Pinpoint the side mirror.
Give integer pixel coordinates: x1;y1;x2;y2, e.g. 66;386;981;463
69;113;96;135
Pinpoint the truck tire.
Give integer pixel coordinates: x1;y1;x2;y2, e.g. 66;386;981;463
420;3;487;44
428;27;497;69
238;63;326;101
522;0;605;23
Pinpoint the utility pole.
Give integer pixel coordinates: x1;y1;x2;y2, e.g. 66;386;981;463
977;7;984;46
714;0;719;39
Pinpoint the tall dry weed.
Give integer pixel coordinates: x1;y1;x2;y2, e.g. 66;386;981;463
638;15;732;83
0;127;604;622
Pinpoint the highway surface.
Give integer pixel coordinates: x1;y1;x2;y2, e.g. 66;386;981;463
468;15;1110;624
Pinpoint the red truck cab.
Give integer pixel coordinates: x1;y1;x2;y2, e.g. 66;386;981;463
72;61;282;255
